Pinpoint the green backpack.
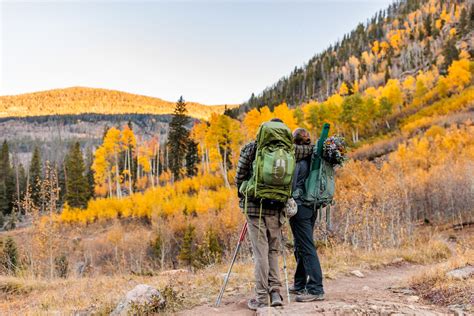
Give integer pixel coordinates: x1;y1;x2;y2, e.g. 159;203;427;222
242;121;296;203
303;123;335;207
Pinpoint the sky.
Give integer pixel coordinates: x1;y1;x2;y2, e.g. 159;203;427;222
1;0;393;105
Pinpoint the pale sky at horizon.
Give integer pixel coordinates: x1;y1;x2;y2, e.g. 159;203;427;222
1;0;393;105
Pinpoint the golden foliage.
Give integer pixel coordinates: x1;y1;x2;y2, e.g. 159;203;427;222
0;87;234;120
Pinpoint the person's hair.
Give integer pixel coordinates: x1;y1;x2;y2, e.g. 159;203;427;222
270;118;283;123
293;128;311;145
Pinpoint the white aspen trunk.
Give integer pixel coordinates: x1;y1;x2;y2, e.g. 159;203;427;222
13;153;21;214
343;211;350;244
128;148;133;194
49;176;54;279
218;144;230;188
108;172;113;197
156;147;161;184
206;148;211;173
165;147;169;172
137;150;141;183
200;143;205;174
160;240;165;270
114;151;121;198
150;166;155;188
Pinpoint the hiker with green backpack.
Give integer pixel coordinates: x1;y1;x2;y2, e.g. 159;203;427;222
235;118;313;310
288;128;325;302
288;123;346;303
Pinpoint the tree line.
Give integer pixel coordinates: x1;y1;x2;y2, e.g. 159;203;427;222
0;140;95;227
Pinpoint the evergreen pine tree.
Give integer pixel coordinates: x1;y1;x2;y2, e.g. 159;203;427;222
185;139;199;177
29;146;42;208
85;148;95;200
0;141;14;216
442;38;459;73
57;161;67;206
423;14;432;37
179;224;195;267
65;142;90;208
16;163;27;206
459;8;468;34
54;254;69;278
470;5;474;30
2;237;18;274
167;96;190;180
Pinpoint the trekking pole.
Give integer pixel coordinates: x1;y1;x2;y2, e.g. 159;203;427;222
280;230;291;304
215;222;248;307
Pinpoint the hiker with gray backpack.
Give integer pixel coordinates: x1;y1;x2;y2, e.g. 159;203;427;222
234;118;313;310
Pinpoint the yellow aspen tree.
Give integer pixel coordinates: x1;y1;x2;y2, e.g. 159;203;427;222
103;127;123;198
445;59;471;93
259;106;273;122
242;108;262;140
92;146;109;197
381;79;403;112
120;125;136;195
339;82;349;96
192;121;210;173
273;103;297;130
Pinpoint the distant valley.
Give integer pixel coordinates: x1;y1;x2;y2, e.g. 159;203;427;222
0;87;229;163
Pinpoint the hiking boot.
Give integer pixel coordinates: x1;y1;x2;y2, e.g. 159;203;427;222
288;286;305;295
295;293;324;302
270;291;283;307
247;298;267;311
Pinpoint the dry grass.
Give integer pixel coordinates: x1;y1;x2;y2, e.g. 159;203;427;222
316;233;452;279
408;229;474;307
0;228;460;315
0;269;219;314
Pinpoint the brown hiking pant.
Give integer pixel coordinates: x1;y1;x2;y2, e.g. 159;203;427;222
246;214;282;303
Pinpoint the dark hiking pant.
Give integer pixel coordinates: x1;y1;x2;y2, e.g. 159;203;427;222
289;204;324;295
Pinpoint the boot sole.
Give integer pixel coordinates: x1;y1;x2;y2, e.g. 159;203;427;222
296;296;324;303
270;301;283;307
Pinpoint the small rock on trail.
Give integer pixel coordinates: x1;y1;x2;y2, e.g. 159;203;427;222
446;265;474;280
350;270;365;278
111;284;165;315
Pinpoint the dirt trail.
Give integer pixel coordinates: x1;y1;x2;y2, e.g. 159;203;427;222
180;263;448;315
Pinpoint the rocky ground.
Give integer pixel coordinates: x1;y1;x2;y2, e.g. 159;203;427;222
180;263;455;316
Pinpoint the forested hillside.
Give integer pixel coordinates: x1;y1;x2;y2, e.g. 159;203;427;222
0;87;232;120
0;113;178;165
242;0;473;111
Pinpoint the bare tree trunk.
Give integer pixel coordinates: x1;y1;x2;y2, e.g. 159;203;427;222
127;148;133;194
165;146;169;173
206;148;210;173
114;151;121;198
200;143;205;174
218;144;230;188
108;172;113;197
13;151;21;215
137;149;141;185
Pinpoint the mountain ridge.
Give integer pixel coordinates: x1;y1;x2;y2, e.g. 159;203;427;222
0;86;235;120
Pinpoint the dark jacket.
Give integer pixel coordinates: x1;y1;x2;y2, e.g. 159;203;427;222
292;158;310;205
235;141;313;217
